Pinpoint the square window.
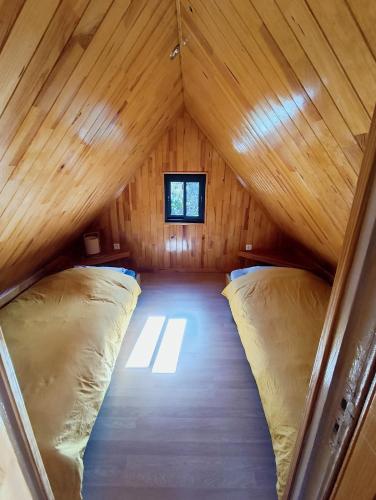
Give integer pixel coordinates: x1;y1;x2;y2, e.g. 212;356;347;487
164;173;206;223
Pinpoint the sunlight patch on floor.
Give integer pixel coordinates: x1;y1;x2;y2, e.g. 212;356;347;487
152;318;186;374
125;316;165;368
126;316;186;373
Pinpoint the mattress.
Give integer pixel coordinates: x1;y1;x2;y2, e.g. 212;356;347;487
0;267;141;499
223;267;331;498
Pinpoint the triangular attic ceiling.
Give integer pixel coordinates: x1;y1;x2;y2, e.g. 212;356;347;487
179;0;375;266
0;0;375;289
0;0;183;290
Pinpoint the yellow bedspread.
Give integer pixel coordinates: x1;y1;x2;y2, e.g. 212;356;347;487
0;268;141;499
223;267;330;498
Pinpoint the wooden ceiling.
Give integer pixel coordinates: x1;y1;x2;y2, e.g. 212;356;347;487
179;0;376;265
0;0;183;290
0;0;375;289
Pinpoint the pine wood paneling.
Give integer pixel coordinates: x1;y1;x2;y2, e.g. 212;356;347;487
1;1;374;287
92;112;284;271
178;0;376;266
0;0;183;291
332;388;376;500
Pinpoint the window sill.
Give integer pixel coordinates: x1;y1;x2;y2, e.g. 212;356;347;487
164;221;205;226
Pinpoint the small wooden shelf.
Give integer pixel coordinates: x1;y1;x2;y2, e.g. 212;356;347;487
238;248;334;282
79;250;131;266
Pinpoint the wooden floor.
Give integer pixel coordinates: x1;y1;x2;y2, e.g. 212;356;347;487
83;272;277;500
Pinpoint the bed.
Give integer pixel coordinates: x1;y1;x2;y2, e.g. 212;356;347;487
223;267;331;498
0;267;141;500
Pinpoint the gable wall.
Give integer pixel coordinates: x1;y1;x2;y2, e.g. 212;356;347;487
90;112;285;271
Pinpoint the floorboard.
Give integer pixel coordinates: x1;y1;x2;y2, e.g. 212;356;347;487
83;272;277;499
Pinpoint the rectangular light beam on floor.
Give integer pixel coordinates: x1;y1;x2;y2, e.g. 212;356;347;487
126;316;166;368
152;318;186;374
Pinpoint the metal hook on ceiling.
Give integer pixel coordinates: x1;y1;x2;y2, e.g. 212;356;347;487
170;39;187;60
170;44;180;59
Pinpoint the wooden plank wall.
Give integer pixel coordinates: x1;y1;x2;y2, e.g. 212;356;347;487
1;0;374;288
90;112;284;271
178;0;376;266
0;0;183;291
0;413;32;500
332;389;376;499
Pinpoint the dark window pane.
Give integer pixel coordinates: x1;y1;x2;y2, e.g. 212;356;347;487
165;173;205;223
186;182;200;216
170;181;184;215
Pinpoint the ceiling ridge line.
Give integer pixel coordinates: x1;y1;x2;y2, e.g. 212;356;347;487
175;0;186;107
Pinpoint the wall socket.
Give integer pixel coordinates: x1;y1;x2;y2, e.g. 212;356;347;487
245;244;253;251
113;243;120;250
